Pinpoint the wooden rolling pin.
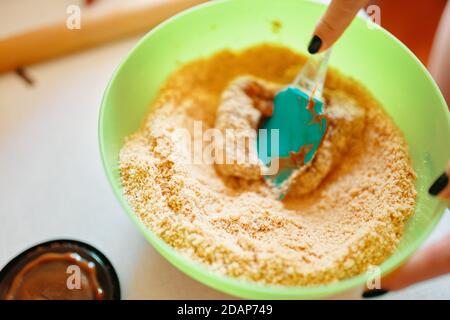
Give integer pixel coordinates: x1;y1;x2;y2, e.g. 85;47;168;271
0;0;207;74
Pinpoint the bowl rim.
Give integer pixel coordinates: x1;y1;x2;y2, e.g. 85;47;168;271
99;0;450;299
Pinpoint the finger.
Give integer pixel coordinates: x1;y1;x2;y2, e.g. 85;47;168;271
429;163;450;199
308;0;368;54
382;234;450;290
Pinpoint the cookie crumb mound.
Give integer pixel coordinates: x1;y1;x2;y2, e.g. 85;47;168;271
119;45;416;286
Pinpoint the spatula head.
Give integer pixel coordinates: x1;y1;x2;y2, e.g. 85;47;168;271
257;85;328;187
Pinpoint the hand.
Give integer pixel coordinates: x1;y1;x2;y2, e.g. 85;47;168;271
311;1;450;297
307;0;368;54
364;164;450;298
367;4;450;286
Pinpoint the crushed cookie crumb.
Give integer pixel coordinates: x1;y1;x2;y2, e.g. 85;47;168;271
119;45;416;286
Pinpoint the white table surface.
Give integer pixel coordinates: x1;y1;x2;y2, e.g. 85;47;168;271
1;0;449;300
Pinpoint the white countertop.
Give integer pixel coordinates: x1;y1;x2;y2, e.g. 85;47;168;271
1;0;449;300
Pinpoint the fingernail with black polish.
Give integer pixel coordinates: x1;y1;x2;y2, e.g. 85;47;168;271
429;172;448;196
362;289;389;298
308;35;322;54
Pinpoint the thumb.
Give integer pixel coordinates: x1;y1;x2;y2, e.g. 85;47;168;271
381;234;450;291
378;165;450;293
308;0;368;54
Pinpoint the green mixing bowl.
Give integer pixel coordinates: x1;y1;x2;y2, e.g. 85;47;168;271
99;0;450;299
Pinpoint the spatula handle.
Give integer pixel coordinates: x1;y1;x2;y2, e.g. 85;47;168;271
293;49;332;98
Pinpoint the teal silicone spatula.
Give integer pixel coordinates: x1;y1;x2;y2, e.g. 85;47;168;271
257;50;331;194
